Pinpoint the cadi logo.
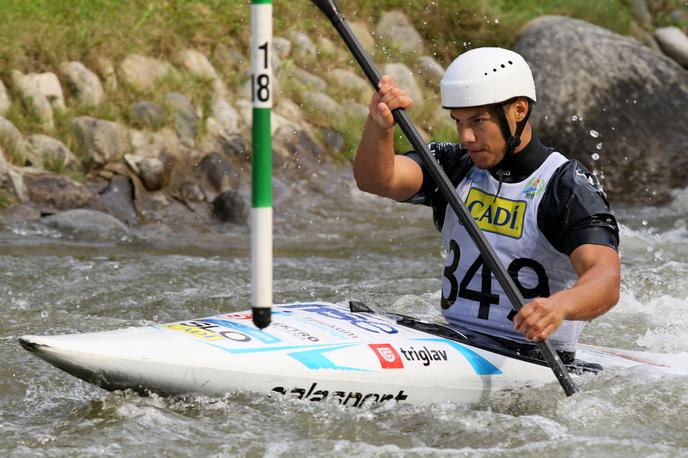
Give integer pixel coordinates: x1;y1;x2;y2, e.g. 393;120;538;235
368;343;404;369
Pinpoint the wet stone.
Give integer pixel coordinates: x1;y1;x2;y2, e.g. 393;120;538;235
26;134;79;171
199;153;237;192
0;117;28;166
165;92;199;148
138;157;166;191
59;61;104;106
654;27;688;68
24;173;94;211
376;11;425;55
90;175;139;225
72;117;130;166
212;190;248;224
273;36;292;59
42;208;130;240
0;203;41;226
216;134;248;159
516;15;688;204
131;101;166;129
321;128;345;154
180;181;205;203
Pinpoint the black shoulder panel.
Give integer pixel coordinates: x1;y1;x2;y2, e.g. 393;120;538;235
538;160;619;255
403;142;472;231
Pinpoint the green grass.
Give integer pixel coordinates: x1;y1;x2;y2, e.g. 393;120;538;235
0;0;640;76
329;0;634;65
0;126;26;165
0;0;670;165
330;113;368;162
0;189;16;208
0;0;248;74
5;66;215;161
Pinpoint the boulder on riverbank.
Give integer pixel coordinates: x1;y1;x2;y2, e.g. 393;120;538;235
516;15;688;204
42;208;130;241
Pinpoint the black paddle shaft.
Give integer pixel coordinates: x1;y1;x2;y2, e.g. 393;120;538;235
312;0;579;396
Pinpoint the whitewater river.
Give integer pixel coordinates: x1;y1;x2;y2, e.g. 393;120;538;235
2;175;688;457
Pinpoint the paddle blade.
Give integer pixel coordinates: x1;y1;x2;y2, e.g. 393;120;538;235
252;307;271;329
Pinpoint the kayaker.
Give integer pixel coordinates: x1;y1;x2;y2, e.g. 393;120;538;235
354;47;620;362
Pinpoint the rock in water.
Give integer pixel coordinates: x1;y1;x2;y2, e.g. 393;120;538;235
212;190;248;224
42;209;130;240
90;175;139;225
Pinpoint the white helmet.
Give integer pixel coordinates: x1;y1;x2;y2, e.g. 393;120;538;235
440;47;536;108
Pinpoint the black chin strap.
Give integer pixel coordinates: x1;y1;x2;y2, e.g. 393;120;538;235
494;100;533;156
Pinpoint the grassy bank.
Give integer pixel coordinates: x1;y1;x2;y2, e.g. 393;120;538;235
0;0;652;74
0;0;683;162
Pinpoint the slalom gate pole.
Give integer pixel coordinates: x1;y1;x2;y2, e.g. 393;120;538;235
251;0;273;329
310;0;579;396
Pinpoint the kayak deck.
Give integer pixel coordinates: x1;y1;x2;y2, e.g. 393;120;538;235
18;301;688;405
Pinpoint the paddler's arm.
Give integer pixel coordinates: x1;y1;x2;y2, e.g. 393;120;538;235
513;243;621;341
354;75;424;201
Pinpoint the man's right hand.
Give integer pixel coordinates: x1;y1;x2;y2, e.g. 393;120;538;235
369;75;414;129
354;75;424;201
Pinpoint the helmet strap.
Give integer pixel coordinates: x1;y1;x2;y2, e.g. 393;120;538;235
495;100;533;155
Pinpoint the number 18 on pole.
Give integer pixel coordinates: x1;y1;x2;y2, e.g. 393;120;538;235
251;0;273;329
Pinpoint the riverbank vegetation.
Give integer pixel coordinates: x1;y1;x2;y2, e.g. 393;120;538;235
2;0;683;73
0;0;683;163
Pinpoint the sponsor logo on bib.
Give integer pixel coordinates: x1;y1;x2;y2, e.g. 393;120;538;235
523;176;545;199
465;188;526;239
368;343;404;369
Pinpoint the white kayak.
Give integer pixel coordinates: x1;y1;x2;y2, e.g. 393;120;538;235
19;301;688;406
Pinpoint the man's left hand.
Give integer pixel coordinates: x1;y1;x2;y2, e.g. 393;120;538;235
513;297;566;341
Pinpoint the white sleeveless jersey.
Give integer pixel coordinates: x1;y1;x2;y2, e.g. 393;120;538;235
440;152;585;351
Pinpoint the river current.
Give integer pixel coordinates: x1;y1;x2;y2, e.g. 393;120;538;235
2;174;688;457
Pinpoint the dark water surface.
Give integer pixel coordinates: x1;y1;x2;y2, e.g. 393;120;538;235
2;182;688;457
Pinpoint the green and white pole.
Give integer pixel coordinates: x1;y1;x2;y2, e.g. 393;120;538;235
251;0;272;329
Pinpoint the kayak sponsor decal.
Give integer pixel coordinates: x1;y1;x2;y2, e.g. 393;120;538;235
415;338;502;375
271;382;408;407
222;313;253;320
522;176;545;199
221;310;292;320
287;344;367;371
399;346;447;367
465;187;526;239
202;318;282;344
280;303;399;334
270;321;320;342
162;321;252;342
368;344;404;369
161;319;282;344
301;316;360;340
202;342;370;372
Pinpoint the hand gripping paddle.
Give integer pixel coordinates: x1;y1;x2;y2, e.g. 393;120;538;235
311;0;579;397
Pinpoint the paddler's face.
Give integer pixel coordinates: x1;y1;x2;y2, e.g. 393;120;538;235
450;105;507;169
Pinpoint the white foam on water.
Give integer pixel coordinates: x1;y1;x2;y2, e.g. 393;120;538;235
670;187;688;212
618;222;657;248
